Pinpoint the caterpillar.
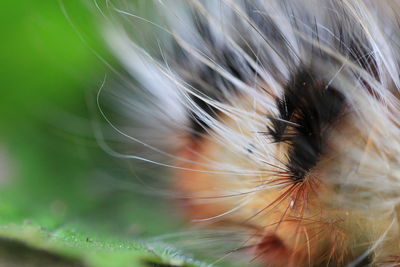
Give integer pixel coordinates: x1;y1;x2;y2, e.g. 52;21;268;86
99;0;400;266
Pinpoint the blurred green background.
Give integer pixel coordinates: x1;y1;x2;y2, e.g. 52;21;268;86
0;1;193;266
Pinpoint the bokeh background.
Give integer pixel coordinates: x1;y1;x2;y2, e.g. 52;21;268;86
0;1;191;266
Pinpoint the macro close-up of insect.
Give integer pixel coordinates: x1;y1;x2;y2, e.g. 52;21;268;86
99;0;400;266
3;0;400;266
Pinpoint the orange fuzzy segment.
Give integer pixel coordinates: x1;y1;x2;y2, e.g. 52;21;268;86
174;113;399;266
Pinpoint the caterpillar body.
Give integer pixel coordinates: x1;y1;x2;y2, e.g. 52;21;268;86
101;0;400;266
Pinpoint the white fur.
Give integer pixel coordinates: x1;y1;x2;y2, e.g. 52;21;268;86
99;0;400;265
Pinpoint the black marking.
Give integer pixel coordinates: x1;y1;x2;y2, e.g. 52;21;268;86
353;254;373;267
171;2;378;145
268;69;345;181
349;42;378;78
170;8;267;139
246;143;256;155
189;95;218;138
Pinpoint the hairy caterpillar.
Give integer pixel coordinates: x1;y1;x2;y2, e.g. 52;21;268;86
98;0;400;266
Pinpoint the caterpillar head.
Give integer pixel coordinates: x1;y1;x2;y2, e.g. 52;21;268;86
104;0;400;266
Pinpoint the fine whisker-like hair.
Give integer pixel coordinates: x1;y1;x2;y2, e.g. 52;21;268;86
95;0;400;266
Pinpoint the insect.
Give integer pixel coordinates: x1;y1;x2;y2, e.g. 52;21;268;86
101;0;400;266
